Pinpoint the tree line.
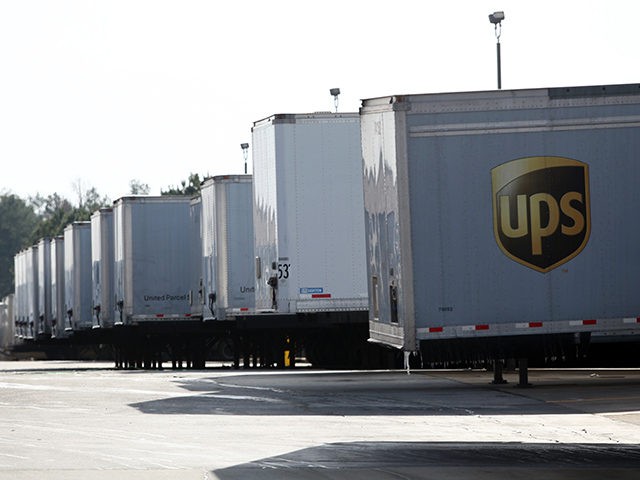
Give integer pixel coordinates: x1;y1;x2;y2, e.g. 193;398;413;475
0;174;208;298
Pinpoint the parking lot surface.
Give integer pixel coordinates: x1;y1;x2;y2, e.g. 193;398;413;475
0;362;639;479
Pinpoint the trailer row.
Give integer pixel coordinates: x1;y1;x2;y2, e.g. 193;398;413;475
8;83;640;372
11;113;389;368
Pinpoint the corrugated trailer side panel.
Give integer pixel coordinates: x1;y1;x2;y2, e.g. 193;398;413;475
25;246;39;339
13;252;24;338
12;253;18;337
214;175;254;319
64;222;92;331
201;180;218;320
0;294;15;349
37;238;52;337
252;123;278;311
114;196;194;322
360;100;409;349
50;237;65;338
189;196;203;318
361;85;640;351
91;208;114;328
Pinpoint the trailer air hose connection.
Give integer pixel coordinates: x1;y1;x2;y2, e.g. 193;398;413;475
267;275;278;310
208;292;217;319
116;300;124;324
66;308;73;330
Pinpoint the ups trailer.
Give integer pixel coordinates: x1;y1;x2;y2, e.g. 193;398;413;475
200;175;254;322
64;222;92;332
360;83;640;380
36;238;52;338
91;208;115;329
112;196;206;368
241;112;381;368
113;196;198;324
197;175;254;362
50;237;65;338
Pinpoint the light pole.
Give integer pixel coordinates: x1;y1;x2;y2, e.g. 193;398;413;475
489;11;505;89
330;88;340;112
240;143;249;174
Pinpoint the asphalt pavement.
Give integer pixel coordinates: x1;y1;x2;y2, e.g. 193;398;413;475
0;362;638;479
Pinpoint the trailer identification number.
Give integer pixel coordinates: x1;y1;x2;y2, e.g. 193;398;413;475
278;263;291;279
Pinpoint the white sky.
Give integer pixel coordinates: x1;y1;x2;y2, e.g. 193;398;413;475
0;1;638;202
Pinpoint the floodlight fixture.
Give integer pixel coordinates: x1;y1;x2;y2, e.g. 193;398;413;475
488;11;505;89
241;143;249;174
330;88;341;112
489;11;505;24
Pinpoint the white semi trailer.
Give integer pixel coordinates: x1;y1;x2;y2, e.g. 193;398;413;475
200;174;254;322
360;83;640;380
242;112;377;367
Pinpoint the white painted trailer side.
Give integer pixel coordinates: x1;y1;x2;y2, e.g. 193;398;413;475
91;208;115;329
50;237;65;338
64;222;92;331
36;238;52;337
252;113;368;314
360;84;640;352
13;252;25;338
24;246;39;339
200;175;254;320
213;175;254;319
0;294;15;350
200;180;216;320
189;196;204;318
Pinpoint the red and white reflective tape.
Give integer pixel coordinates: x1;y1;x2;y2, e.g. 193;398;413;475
569;319;597;326
418;316;640;338
516;322;544;329
229;307;250;313
299;293;333;299
461;324;490;332
131;314;196;322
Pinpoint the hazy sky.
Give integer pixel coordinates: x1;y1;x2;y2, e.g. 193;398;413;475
0;1;638;202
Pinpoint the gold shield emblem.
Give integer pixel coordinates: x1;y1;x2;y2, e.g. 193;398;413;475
491;156;591;273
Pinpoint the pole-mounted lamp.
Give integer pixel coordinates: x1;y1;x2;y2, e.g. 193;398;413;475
330;88;340;112
240;143;249;174
489;11;505;89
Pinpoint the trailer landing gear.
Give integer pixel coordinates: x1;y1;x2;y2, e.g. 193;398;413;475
517;358;532;388
491;359;508;385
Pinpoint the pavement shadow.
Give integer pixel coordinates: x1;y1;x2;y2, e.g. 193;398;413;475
129;371;581;416
210;441;640;480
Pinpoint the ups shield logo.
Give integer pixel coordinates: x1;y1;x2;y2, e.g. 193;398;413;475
491;157;590;273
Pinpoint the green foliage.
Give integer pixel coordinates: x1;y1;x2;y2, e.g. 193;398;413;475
0;194;39;297
161;173;209;196
28;188;110;243
29;193;76;243
129;179;150;195
0;186;111;297
74;187;111;221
